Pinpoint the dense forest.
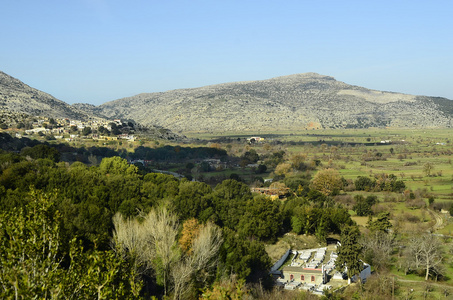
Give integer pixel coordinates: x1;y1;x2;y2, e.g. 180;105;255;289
0;133;362;299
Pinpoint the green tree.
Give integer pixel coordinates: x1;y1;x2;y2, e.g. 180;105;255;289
173;181;213;221
354;176;375;191
367;212;392;233
237;195;282;242
255;164;267;174
200;161;211;172
336;225;363;284
212;179;252;230
241;149;259;164
98;125;109;135
353;195;376;216
200;276;249;300
109;123;122;135
21;144;61;162
219;229;271;282
283;174;310;196
82;126;92;136
142;173;180;201
0;189;141;299
423;162;434;177
99;156;138;176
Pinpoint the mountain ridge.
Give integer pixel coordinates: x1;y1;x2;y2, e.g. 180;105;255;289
2;70;452;133
92;73;453;132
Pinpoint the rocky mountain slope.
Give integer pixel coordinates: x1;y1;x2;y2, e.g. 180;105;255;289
0;71;93;120
3;70;452;133
94;73;453;132
0;71;183;140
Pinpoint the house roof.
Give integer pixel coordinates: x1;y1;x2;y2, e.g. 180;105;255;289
282;267;323;274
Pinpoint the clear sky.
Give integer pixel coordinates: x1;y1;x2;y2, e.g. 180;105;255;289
2;0;452;105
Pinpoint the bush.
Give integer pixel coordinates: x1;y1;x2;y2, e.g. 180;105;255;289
405;198;425;209
354;176;375;191
353;195;375;216
334;194;354;209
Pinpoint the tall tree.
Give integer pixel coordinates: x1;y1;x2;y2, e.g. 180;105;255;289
212;180;252;229
171;222;223;300
113;209;223;299
113;207;179;295
361;230;394;272
405;233;444;280
336;225;363;284
423;162;434;177
367;212;392;233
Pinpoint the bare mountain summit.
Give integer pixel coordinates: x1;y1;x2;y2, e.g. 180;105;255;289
96;73;453;132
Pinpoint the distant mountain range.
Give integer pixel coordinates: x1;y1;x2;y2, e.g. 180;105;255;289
2;71;453;133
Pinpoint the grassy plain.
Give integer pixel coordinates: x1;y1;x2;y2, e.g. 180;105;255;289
190;127;453;212
189;128;453;291
186;128;452;235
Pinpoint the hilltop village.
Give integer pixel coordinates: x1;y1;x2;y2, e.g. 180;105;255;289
0;113;183;142
13;117;136;141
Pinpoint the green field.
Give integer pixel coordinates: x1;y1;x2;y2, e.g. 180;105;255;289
188;128;453;293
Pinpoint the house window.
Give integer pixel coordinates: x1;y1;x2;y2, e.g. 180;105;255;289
301;275;305;281
311;275;315;282
290;274;294;280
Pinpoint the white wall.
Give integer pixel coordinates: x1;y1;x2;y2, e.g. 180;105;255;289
270;249;291;272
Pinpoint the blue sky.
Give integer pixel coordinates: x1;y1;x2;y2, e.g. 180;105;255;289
2;0;452;105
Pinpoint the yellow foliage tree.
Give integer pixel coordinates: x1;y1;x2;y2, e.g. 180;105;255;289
274;162;292;176
179;218;201;255
290;153;307;169
310;168;342;196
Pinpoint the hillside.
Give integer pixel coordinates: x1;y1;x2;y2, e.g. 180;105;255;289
0;71;93;120
0;71;182;140
95;73;453;132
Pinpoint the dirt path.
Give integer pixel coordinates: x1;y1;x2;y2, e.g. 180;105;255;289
428;209;444;231
397;278;453;292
